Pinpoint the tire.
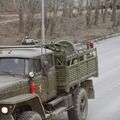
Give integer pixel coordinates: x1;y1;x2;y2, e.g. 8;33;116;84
68;88;88;120
18;111;42;120
0;115;14;120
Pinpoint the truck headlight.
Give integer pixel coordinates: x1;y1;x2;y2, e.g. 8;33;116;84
29;72;35;78
1;107;8;114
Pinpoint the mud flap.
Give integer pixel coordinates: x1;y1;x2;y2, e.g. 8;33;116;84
81;80;95;99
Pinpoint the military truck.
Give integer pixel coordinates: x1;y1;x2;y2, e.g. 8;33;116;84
0;40;98;120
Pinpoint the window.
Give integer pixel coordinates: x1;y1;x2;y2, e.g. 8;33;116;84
0;58;28;75
46;54;54;68
33;59;41;73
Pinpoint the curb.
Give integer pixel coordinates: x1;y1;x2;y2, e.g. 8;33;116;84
93;33;120;43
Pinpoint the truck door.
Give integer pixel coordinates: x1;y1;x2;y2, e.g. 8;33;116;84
31;59;48;102
41;54;57;100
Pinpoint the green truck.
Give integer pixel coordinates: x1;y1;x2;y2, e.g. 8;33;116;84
0;40;98;120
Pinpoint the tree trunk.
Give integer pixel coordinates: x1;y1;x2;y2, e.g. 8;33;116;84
14;0;24;33
111;0;117;27
117;10;120;27
18;1;24;33
94;0;100;25
78;0;83;16
49;0;58;36
86;0;92;27
101;1;104;14
103;0;108;23
25;0;35;36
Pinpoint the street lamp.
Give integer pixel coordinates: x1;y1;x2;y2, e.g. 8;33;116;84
41;0;45;45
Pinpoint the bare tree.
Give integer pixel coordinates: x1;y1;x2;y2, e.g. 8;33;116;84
77;0;84;15
62;0;69;18
14;0;25;33
36;0;59;37
49;0;58;35
94;0;100;25
24;0;35;35
0;0;4;12
102;0;109;23
68;0;74;18
100;0;104;14
86;0;92;27
111;0;117;26
117;10;120;27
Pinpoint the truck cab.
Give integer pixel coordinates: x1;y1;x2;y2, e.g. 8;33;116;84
0;47;57;101
0;40;98;120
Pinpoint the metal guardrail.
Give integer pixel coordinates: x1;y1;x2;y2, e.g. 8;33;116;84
75;32;120;47
93;32;120;43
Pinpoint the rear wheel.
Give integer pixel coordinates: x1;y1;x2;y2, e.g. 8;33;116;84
68;88;88;120
18;111;42;120
0;115;14;120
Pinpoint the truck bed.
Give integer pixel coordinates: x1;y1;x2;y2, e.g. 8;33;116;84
55;48;98;92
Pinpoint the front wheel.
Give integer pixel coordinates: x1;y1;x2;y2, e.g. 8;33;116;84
68;88;88;120
18;111;42;120
0;115;14;120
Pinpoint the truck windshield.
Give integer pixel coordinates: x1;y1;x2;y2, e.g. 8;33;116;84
0;58;28;75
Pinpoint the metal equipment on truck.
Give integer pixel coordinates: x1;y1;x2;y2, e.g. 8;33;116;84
0;39;98;120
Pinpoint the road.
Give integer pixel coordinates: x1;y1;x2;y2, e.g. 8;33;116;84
87;36;120;120
63;36;120;120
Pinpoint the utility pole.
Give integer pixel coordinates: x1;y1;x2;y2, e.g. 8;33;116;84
41;0;45;45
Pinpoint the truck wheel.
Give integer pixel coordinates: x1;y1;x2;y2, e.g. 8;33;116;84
68;88;88;120
0;115;14;120
18;111;42;120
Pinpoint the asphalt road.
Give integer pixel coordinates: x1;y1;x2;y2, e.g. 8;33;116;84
63;36;120;120
87;36;120;120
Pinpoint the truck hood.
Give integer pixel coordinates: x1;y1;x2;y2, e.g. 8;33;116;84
0;75;28;88
0;75;29;100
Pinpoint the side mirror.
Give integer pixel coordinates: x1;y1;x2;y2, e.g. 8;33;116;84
41;61;49;77
29;72;35;94
29;72;35;79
